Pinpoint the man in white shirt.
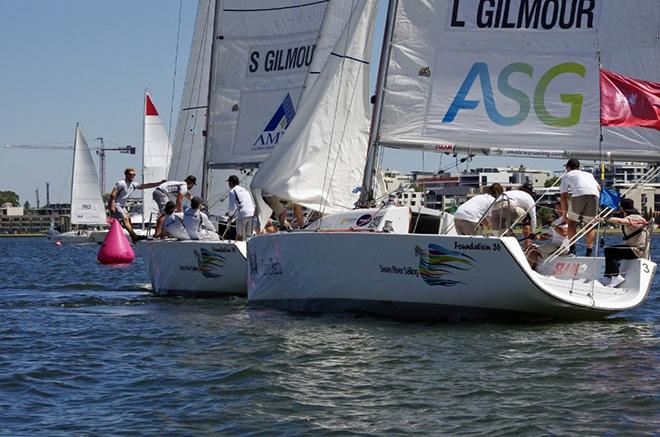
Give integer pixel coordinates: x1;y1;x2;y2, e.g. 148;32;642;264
453;184;503;235
560;159;601;256
107;167;164;243
184;197;220;241
227;175;256;241
153;175;196;238
162;201;190;240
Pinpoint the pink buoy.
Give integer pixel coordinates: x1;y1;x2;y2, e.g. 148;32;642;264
54;240;62;246
97;219;135;264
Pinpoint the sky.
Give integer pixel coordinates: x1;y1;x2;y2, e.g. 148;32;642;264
0;1;564;207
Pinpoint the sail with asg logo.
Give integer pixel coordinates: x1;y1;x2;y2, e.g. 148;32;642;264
247;0;659;321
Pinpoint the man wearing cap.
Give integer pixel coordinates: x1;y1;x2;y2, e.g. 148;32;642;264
601;198;649;287
226;175;255;240
153;175;196;238
108;167;165;243
560;159;601;256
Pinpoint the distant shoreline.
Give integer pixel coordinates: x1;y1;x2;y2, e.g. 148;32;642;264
0;234;45;238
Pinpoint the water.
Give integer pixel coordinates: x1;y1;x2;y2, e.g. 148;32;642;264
0;237;658;435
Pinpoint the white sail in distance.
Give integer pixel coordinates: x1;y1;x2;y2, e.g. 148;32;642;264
70;125;107;225
376;0;659;154
142;93;173;224
251;0;378;214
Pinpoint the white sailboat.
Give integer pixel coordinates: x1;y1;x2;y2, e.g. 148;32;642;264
139;92;173;228
141;0;366;296
49;124;108;244
247;0;659;320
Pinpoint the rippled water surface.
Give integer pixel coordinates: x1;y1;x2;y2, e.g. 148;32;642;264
0;237;658;435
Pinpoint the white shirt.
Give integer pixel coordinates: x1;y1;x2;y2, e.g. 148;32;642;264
227;185;255;219
499;190;537;231
550;224;568;246
560;170;600;197
454;194;495;223
184;208;216;240
114;179;142;207
163;212;190;240
157;181;188;197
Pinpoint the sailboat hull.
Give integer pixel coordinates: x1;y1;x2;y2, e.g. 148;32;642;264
139;240;247;297
247;232;655;321
47;230;95;244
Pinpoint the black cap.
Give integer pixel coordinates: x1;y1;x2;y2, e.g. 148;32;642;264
565;158;580;169
520;182;534;194
227;175;239;185
620;198;637;213
184;175;197;185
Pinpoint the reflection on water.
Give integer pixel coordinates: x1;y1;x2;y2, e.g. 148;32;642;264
0;237;658;434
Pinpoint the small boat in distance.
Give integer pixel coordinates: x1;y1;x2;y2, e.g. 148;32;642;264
48;124;107;244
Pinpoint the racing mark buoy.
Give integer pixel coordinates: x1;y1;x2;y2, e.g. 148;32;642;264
55;240;62;246
97;219;134;264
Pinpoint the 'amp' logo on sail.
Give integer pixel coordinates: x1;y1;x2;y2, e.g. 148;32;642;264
252;93;296;151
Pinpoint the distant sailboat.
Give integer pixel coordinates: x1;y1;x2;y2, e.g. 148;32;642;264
49;124;107;244
140;92;173;227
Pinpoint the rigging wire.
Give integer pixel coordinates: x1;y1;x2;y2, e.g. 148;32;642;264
168;0;184;143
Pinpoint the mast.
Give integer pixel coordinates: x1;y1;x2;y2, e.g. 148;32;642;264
200;0;218;202
141;90;147;228
359;0;398;206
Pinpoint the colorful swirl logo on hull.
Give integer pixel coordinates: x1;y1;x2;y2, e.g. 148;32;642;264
194;248;226;279
415;244;475;286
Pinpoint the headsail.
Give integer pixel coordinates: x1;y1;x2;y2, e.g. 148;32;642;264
375;0;659;155
142;93;173;223
251;0;378;214
70;125;107;226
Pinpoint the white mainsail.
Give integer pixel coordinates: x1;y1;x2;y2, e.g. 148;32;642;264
251;0;378;214
376;0;659;155
206;0;336;169
168;0;215;183
142;93;173;224
70;125;107;226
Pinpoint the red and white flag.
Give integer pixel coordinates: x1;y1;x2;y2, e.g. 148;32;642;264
600;68;660;130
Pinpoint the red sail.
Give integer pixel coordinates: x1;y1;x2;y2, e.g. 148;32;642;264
600;69;660;130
